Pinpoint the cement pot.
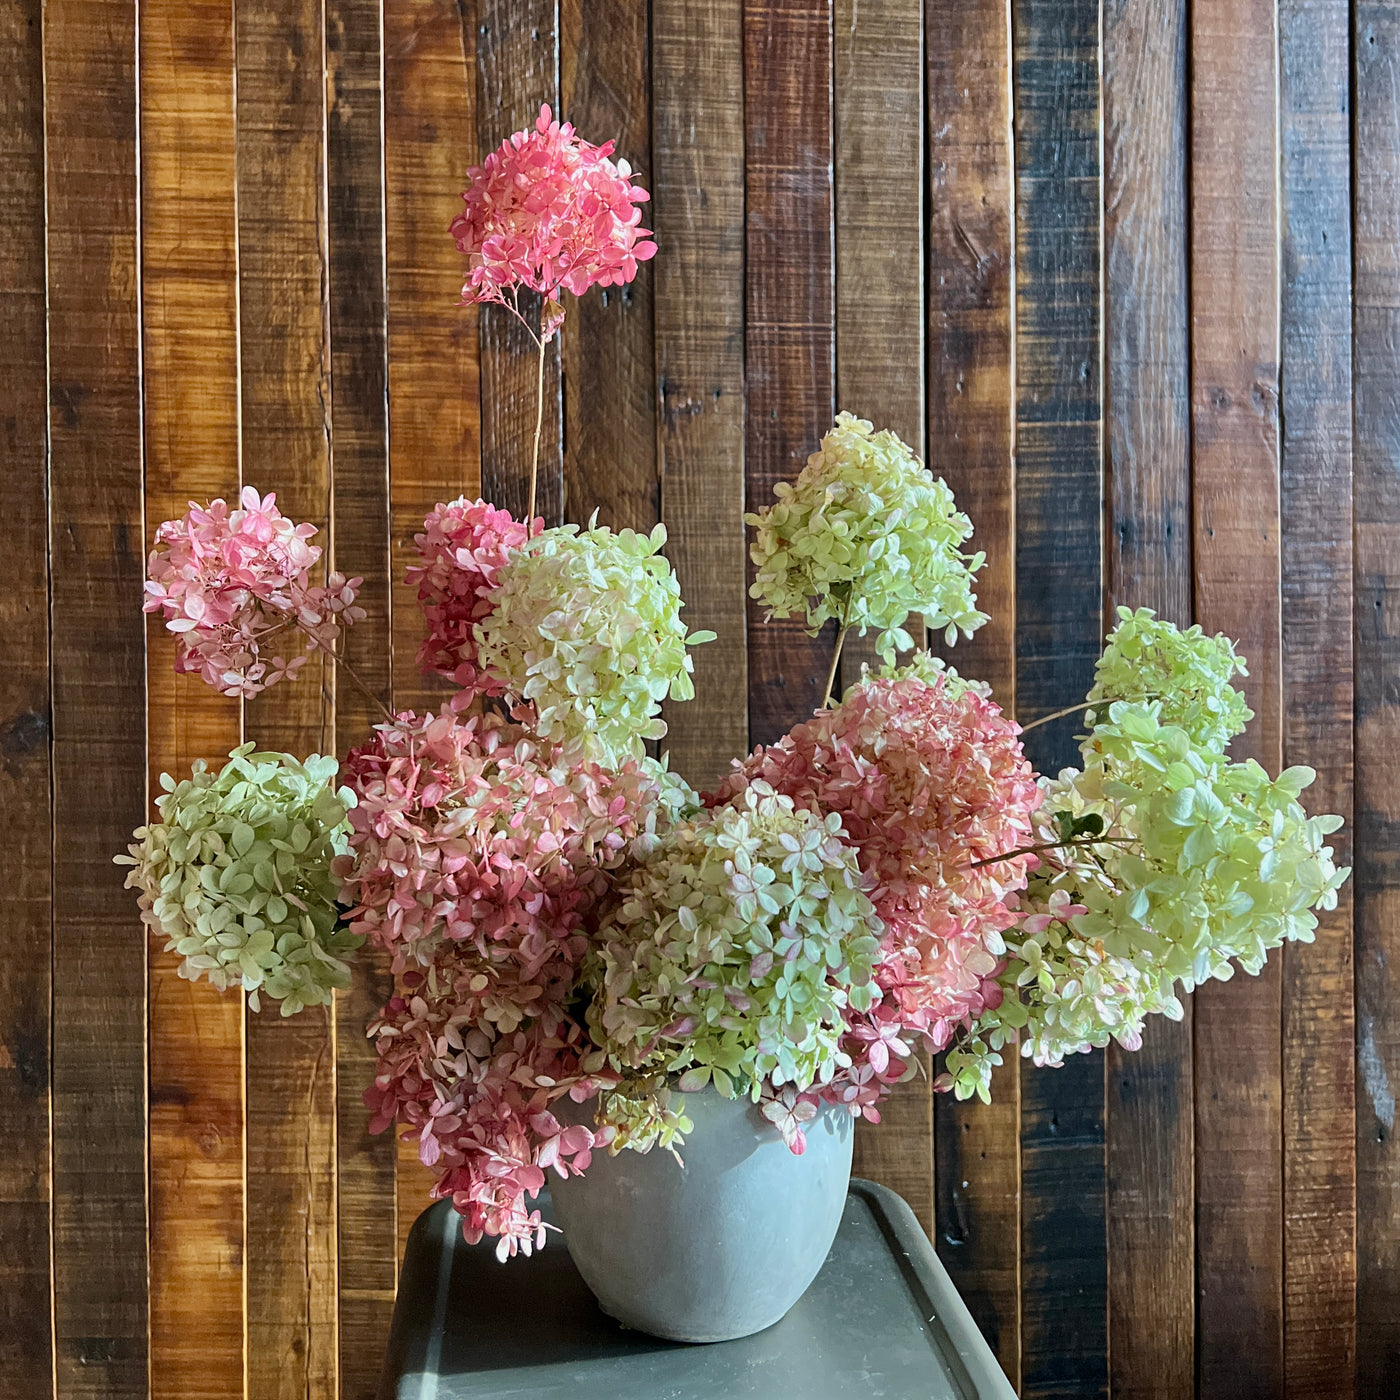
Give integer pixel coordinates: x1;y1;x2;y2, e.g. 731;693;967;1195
549;1085;854;1343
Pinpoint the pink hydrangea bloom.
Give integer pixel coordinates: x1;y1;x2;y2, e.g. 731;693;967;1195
366;959;615;1258
143;486;364;698
451;104;656;339
407;497;535;698
711;672;1042;1107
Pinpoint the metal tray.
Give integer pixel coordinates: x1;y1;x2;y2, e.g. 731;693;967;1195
380;1178;1018;1399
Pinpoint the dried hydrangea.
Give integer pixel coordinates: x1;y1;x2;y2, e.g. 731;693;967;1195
712;669;1042;1053
474;519;713;765
585;787;882;1140
408;497;534;698
144;486;364;699
452;103;655;342
1087;606;1253;754
116;744;359;1014
335;709;696;1035
746;414;987;660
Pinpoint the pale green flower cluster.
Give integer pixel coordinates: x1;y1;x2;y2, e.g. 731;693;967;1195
746;413;987;660
1087;606;1252;752
847;648;991;702
476;518;714;766
945;617;1348;1102
586;788;881;1115
589;1074;695;1156
117;744;359;1015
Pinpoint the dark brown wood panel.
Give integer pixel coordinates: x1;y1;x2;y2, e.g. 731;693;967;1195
0;0;52;1386
1101;1;1194;1394
744;0;836;748
652;0;748;792
925;0;1021;1378
1353;2;1400;1390
1190;0;1286;1391
45;0;149;1392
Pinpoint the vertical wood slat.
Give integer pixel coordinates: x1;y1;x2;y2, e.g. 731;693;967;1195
744;0;836;750
924;0;1020;1379
1011;1;1107;1396
560;0;656;537
652;0;748;793
476;0;562;524
1101;1;1194;1395
0;0;53;1387
1354;4;1400;1390
1278;3;1357;1393
139;2;247;1397
234;2;339;1394
1189;0;1285;1391
383;0;482;1266
46;0;150;1393
325;0;398;1392
832;0;933;1239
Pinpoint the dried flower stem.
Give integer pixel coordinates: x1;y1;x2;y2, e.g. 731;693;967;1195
968;834;1135;870
295;621;395;724
529;332;546;524
1018;699;1096;733
821;595;855;709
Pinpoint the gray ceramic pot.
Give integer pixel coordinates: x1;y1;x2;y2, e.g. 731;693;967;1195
549;1086;854;1343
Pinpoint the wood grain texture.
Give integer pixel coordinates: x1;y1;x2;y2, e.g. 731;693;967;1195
924;2;1020;1378
1101;1;1194;1394
560;0;656;535
139;4;247;1397
744;0;836;748
1278;4;1357;1393
46;0;149;1392
1353;3;1400;1390
832;0;932;1238
1011;1;1107;1395
234;2;340;1393
476;0;563;524
325;0;398;1391
1189;0;1285;1391
0;0;53;1387
652;0;748;792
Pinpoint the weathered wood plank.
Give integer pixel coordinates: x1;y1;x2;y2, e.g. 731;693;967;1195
560;0;656;536
923;3;1021;1377
1278;4;1357;1394
234;3;339;1393
384;0;482;1261
1011;1;1107;1395
476;0;562;524
1353;2;1400;1391
652;0;748;792
0;0;53;1386
744;0;836;749
46;0;149;1391
1101;1;1194;1394
139;3;246;1396
832;0;932;1239
1190;0;1285;1390
325;0;397;1391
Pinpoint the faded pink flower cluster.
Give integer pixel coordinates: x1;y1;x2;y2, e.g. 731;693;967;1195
451;104;655;340
366;959;613;1257
711;672;1042;1114
408;497;536;700
143;487;364;698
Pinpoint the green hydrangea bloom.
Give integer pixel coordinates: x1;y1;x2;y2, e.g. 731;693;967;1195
746;413;987;661
586;788;881;1109
476;518;713;766
117;744;359;1015
1089;606;1252;753
845;647;991;703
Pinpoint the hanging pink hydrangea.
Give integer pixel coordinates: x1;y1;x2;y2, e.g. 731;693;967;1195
407;497;535;698
365;956;616;1258
451;104;656;340
710;672;1042;1065
143;486;364;698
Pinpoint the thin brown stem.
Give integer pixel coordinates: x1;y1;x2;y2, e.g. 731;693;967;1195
295;621;394;724
968;834;1136;870
1018;699;1097;733
821;595;856;709
528;331;546;524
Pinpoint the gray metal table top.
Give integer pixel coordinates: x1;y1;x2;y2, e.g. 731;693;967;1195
379;1178;1017;1400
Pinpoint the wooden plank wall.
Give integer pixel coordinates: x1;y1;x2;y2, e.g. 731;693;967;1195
2;0;1391;1391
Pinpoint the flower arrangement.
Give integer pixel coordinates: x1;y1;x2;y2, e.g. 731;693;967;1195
122;104;1348;1263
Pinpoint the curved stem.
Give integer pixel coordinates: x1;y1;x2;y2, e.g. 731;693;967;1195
1018;699;1097;733
821;595;856;709
968;834;1135;870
